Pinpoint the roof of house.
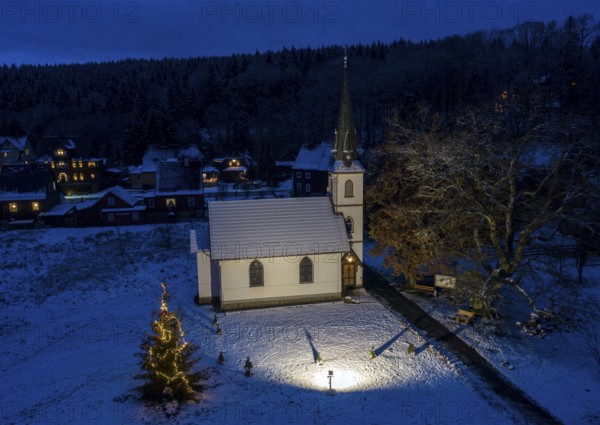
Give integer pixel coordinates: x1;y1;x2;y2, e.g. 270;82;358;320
292;143;333;171
40;203;77;217
199;197;350;260
76;185;138;210
0;164;53;200
142;145;204;173
156;160;202;192
0;136;28;151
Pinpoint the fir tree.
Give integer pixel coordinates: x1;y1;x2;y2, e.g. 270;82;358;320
407;343;415;356
137;283;202;403
216;323;222;335
316;352;323;365
217;351;225;365
244;357;253;377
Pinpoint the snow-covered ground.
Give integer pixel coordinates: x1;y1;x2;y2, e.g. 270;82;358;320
1;225;521;424
364;240;600;425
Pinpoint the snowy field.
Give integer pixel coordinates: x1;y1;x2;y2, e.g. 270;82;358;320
0;224;523;425
364;241;600;425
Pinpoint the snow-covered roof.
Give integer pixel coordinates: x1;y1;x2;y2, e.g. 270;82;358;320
203;197;349;260
75;186;138;210
223;166;247;172
0;136;28;151
190;225;210;252
293;143;332;171
40;203;77;217
203;166;219;173
0;192;46;201
142;145;203;173
105;186;138;207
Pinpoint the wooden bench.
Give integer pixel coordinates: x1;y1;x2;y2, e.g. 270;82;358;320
414;283;435;294
454;309;475;324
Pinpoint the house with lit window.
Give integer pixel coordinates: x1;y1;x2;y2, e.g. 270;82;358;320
0;135;35;166
75;186;146;226
36;136;107;195
0;164;60;222
191;58;364;310
144;158;204;221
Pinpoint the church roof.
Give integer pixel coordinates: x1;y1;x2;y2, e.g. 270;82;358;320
292;142;332;171
202;197;350;260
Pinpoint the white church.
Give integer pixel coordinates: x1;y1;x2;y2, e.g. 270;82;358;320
190;58;365;310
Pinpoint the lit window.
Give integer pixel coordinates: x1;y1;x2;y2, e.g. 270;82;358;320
90;173;95;179
88;161;96;167
107;213;114;222
108;197;115;206
32;202;40;211
300;257;313;283
79;173;84;180
1;152;8;159
25;148;30;155
9;203;17;212
58;173;68;182
166;198;176;208
51;161;55;168
73;174;78;181
305;172;311;179
187;197;196;207
249;260;264;287
78;161;83;168
56;149;65;156
57;161;66;167
345;180;354;197
72;161;77;168
345;216;354;233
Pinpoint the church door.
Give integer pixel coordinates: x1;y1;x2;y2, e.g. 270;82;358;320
342;255;356;287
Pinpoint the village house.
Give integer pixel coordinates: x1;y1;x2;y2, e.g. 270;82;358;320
0;164;60;222
144;158;204;221
191;58;364;310
36;136;107;195
133;144;203;190
292;142;332;196
0;135;36;165
75;186;146;226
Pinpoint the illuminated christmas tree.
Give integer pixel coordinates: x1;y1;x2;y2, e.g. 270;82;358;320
137;282;202;403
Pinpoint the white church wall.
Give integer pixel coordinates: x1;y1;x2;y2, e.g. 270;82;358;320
219;253;343;309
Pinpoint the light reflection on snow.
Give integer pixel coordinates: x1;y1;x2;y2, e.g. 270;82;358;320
311;368;364;391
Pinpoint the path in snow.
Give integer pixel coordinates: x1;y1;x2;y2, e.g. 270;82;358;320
363;266;563;425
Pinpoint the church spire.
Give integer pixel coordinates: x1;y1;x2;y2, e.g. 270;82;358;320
333;51;359;165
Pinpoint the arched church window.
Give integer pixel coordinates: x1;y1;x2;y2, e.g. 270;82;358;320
299;257;313;283
249;260;264;287
345;180;354;197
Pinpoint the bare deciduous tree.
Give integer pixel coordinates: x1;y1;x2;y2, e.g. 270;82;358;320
367;101;598;316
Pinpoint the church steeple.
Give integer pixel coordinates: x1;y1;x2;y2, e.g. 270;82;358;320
332;52;359;165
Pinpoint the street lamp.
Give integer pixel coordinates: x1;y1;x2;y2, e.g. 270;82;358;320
328;370;334;391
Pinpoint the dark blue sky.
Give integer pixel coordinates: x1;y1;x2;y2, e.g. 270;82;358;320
1;0;599;65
